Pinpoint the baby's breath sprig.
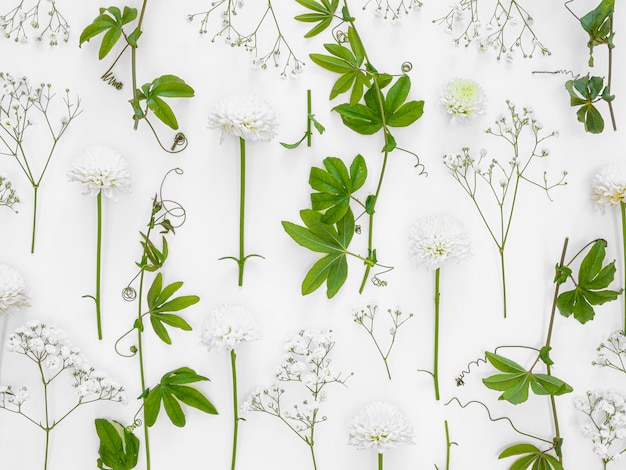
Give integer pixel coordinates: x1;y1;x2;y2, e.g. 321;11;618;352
0;0;70;46
243;329;350;470
433;0;550;61
444;101;566;318
352;303;413;380
0;72;82;253
361;0;422;21
188;0;305;78
0;175;19;211
1;320;126;470
594;331;626;375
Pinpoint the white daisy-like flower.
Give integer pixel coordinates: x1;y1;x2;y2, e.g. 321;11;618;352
440;78;487;123
67;146;132;199
591;162;626;213
0;264;30;316
348;401;415;453
200;304;260;352
207;93;278;143
408;214;472;271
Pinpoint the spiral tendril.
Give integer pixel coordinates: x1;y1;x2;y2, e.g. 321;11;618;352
401;61;413;73
122;286;137;301
125;419;142;433
355;225;362;234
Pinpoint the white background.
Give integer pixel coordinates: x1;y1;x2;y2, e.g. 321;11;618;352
1;1;625;469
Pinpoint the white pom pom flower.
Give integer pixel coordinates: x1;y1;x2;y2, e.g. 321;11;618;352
348;401;415;453
207;93;278;143
0;264;30;316
591;162;626;213
440;78;487;123
200;304;260;352
408;214;472;271
67;146;132;200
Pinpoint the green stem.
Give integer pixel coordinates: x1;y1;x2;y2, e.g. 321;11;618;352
433;268;441;400
378;453;383;470
306;89;312;147
131;0;149;130
31;185;38;253
230;349;239;470
238;137;246;286
38;362;50;470
137;270;151;470
444;420;451;470
95;191;103;340
500;248;507;318
621;202;626;335
607;15;616;132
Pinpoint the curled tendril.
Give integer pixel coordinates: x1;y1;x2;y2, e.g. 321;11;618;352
354;225;362;234
144;117;189;154
371;264;393;287
531;69;577;79
445;397;551;444
455;345;540;385
158;167;187;230
114;325;139;358
122;286;137;301
125;419;142;433
396;146;427;176
401;61;412;73
334;29;349;43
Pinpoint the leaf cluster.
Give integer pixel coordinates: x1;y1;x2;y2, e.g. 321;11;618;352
498;443;563;470
132;75;194;130
482;353;572;405
556;239;622;323
79;7;139;59
144;368;217;428
294;0;339;38
145;273;198;345
579;0;615;66
95;419;139;470
565;74;614;134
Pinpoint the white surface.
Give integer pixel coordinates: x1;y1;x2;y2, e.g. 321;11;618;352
0;1;625;469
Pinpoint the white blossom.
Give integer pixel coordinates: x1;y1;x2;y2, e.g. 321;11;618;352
408;214;472;271
67;146;132;199
200;304;259;352
0;264;30;316
591;162;626;213
207;93;278;143
440;78;486;124
348;401;415;453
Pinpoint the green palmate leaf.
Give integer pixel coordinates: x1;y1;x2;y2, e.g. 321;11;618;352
79;6;138;59
565;75;610;134
577;104;604;133
580;0;615;62
499;444;541;458
333;103;382;134
387;100;424;127
282;219;343;254
295;0;338;37
384;75;410;116
324;43;357;65
144;368;217;428
557;239;622;323
529;374;573;396
499;443;564;470
330;73;356;100
135;75;194;129
295;0;328;13
147;96;178;130
95;419;139;470
309;53;354;74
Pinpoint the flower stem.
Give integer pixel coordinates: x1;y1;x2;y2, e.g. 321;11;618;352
378;453;383;470
31;185;38;253
38;362;50;470
619;202;626;335
306;89;312;147
238;137;246;286
433;268;441;401
137;270;151;470
499;248;507;318
230;349;239;470
444;420;451;470
607;15;617;132
95;191;103;340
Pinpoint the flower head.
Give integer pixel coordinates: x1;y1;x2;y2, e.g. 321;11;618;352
0;265;30;316
348;401;415;453
591;162;626;213
408;214;472;271
200;304;260;352
207;93;278;143
67;146;132;199
440;78;486;123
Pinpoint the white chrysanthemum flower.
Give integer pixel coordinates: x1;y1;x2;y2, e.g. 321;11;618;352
207;93;278;143
408;214;472;271
348;401;415;453
0;264;30;316
67;146;132;199
591;162;626;213
440;78;487;123
200;304;260;352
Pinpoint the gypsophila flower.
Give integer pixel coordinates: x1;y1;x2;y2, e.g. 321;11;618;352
0;264;30;316
0;174;20;210
67;146;132;199
200;304;260;352
440;78;486;123
207;93;278;143
594;331;626;375
408;214;472;271
591;162;626;213
348;401;415;453
575;389;626;464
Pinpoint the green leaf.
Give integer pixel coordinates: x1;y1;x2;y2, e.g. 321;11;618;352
349;154;367;191
156;295;200;313
485;352;526;373
384;75;410;116
95;419;139;470
295;0;328;13
579;239;606;285
150;315;172;345
530;374;573;396
309;53;354;74
302;252;347;297
147;273;163;311
539;346;554;366
282;220;341;254
323;43;357;65
155;281;184;306
151;313;192;331
304;17;333;38
79;7;138;59
333;103;382;134
135;75;194;129
147;96;178;130
387;100;424;127
347;26;365;66
499;444;541;459
145;368;217;428
499;443;564;470
330;73;356;100
151;75;195;98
